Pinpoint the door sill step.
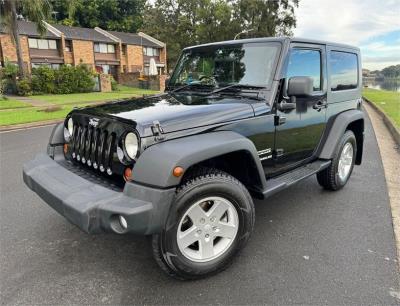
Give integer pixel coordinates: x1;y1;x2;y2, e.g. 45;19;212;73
262;159;331;198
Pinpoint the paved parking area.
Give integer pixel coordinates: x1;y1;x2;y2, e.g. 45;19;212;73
0;113;399;305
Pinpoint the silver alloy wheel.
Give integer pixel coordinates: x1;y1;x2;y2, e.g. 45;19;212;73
177;196;239;263
338;142;354;181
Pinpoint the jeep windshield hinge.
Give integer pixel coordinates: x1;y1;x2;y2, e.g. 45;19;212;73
151;120;165;141
274;115;286;126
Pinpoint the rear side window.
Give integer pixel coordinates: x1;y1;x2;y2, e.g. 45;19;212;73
329;51;358;91
287;48;321;91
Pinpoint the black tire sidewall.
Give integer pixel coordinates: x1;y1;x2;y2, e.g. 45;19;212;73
333;131;357;187
160;177;254;278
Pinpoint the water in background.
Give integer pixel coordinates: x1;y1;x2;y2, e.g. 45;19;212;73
363;78;400;92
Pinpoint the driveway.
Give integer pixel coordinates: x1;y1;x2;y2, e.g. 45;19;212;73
0;113;399;305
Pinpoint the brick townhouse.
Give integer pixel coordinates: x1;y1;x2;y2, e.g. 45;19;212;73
0;20;167;80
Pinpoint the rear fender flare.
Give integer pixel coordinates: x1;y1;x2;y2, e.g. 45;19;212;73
317;109;364;160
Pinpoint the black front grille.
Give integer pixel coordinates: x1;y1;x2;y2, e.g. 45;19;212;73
71;123;117;174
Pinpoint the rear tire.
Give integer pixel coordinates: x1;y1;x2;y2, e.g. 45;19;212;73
317;130;357;191
152;168;255;280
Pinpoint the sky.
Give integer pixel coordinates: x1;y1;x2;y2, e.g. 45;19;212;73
293;0;400;70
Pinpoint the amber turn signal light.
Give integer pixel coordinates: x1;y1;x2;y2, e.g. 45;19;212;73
173;166;184;177
124;167;132;181
63;143;68;154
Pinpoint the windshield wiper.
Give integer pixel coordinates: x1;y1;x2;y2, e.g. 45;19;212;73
209;84;266;95
170;83;211;93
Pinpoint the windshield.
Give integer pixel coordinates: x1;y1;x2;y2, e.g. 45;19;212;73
169;42;281;89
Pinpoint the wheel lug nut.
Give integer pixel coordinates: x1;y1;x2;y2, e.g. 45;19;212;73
210;217;216;222
205;234;210;238
213;226;218;231
197;230;202;235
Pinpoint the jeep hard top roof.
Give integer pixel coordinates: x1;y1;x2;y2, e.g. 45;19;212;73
184;37;359;51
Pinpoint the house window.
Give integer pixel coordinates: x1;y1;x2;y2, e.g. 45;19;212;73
65;40;73;52
28;38;38;48
122;45;127;55
29;38;58;50
31;63;60;69
144;47;160;57
94;43;116;54
107;44;115;53
100;43;107;53
48;40;57;49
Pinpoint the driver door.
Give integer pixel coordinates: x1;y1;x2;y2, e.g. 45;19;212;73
272;43;327;174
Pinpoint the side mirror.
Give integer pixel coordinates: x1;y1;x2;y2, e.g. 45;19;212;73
287;76;313;97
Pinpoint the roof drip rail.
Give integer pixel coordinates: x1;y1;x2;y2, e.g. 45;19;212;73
138;32;165;47
43;21;62;37
94;27;121;43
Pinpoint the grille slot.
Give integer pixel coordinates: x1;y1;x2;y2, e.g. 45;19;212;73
71;124;116;174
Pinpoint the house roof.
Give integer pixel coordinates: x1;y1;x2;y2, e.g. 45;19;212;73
1;20;165;47
0;20;59;38
52;24;115;43
108;31;161;48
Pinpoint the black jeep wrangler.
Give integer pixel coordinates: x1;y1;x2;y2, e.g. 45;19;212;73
23;37;364;280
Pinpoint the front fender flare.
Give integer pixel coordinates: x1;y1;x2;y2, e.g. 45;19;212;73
133;131;267;188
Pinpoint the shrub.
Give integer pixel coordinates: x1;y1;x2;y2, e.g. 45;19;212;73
111;76;118;91
2;60;18;78
54;65;75;94
73;65;95;93
16;78;32;96
1;60;19;94
31;66;55;94
31;64;95;95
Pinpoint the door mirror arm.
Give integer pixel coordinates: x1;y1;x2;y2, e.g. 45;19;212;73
278;95;296;111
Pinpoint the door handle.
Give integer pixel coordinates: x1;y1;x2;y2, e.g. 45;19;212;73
313;100;327;111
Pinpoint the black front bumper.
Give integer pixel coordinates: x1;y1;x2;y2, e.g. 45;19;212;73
23;154;175;235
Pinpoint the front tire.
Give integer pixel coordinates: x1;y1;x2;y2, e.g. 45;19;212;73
152;168;255;280
317;130;357;190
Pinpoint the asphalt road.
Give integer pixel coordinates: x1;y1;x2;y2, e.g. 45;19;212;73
1;114;399;305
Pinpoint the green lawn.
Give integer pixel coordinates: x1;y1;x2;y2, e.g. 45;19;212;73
0;104;89;126
32;85;159;104
0;86;160;127
363;88;400;127
0;97;30;110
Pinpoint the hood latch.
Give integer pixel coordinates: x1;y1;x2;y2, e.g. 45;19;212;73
151;120;165;141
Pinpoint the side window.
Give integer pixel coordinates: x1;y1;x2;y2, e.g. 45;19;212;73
330;51;358;91
287;48;321;91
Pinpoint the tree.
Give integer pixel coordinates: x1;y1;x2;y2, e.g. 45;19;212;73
233;0;299;37
381;65;400;79
50;0;146;33
141;0;299;68
0;0;52;77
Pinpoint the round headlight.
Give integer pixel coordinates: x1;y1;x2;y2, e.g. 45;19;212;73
124;132;139;159
67;118;74;136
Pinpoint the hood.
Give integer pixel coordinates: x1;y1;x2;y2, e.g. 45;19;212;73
74;93;258;137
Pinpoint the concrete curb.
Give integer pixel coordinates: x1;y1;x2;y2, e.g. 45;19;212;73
0;119;62;132
363;97;400;146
